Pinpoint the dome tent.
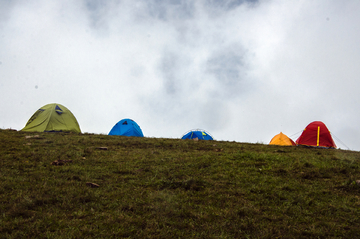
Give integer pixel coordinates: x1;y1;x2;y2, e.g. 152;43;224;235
269;132;296;146
108;119;144;137
296;121;336;148
181;129;213;140
22;103;81;133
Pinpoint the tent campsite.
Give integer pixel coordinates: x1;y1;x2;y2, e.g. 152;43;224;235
108;119;144;137
269;132;296;146
181;129;213;140
21;103;81;133
296;121;336;148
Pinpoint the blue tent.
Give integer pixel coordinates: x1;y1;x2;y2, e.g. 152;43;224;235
181;129;213;140
108;119;144;137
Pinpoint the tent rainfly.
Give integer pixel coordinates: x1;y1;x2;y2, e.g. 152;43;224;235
108;119;144;137
296;121;336;148
21;103;81;133
269;132;296;146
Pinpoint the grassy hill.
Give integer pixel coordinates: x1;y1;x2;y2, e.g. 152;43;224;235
1;129;360;238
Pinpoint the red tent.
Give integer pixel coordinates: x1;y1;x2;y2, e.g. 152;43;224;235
296;121;336;148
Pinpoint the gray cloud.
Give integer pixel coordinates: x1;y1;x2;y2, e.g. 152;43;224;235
1;0;360;150
206;45;251;98
159;51;184;95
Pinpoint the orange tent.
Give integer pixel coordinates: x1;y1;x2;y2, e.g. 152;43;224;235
269;132;296;146
296;121;336;148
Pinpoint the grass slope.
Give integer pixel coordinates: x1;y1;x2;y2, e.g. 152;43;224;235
1;129;360;238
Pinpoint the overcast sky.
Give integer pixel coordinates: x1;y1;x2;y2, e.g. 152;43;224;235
1;0;360;150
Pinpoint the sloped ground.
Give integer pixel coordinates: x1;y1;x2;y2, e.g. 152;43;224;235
1;129;360;238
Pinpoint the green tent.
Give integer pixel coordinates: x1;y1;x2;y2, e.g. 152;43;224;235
22;103;81;133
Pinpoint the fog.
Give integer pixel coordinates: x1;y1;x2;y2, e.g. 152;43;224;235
1;0;360;150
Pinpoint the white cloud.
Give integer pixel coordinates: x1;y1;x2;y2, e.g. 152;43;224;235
1;0;360;150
